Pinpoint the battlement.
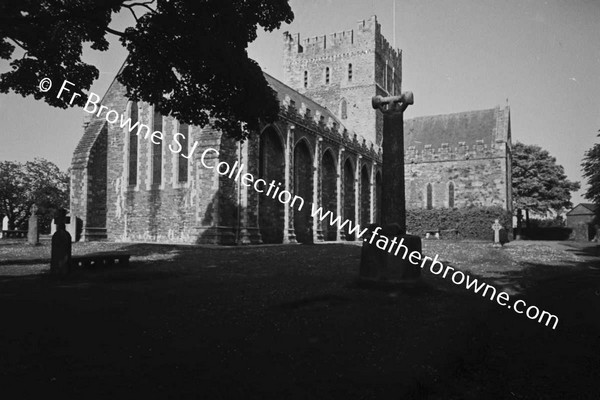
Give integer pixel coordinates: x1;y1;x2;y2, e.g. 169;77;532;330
278;95;382;161
377;33;401;66
404;139;508;163
283;15;381;55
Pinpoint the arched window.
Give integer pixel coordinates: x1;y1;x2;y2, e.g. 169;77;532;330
340;99;347;120
128;102;138;186
426;183;433;210
152;108;163;186
448;181;455;208
348;63;353;82
325;67;330;84
303;70;308;88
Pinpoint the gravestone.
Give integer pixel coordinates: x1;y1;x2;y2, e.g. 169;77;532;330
27;204;39;245
50;219;56;235
492;219;503;248
2;216;8;231
51;209;72;275
360;92;422;281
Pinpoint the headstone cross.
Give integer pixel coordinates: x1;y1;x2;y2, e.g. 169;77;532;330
492;219;503;247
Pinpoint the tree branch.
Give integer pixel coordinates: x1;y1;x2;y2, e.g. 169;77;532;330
123;0;156;15
123;5;139;22
7;37;27;52
104;26;126;37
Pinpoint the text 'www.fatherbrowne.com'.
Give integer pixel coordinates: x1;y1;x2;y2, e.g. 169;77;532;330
42;77;559;331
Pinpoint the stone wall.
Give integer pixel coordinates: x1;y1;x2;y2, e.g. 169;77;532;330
71;79;382;245
405;148;510;210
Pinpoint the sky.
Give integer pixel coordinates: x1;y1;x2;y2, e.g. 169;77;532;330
0;0;598;205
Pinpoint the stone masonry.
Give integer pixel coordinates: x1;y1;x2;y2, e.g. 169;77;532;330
70;15;512;245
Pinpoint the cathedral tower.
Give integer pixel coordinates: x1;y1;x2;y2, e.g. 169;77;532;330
283;15;401;145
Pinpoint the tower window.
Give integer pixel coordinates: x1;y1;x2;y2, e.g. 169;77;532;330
325;67;330;84
152;108;163;186
304;70;308;88
340;99;347;120
426;183;433;210
348;64;353;82
128;102;138;186
178;123;189;183
448;182;455;208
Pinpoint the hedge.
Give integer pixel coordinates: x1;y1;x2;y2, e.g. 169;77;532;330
521;227;573;241
406;206;513;241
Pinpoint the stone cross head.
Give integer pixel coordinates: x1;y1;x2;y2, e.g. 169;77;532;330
371;92;414;113
492;219;503;231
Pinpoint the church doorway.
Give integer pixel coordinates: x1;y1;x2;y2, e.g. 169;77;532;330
258;127;285;243
293;140;313;244
360;165;371;227
343;158;356;240
321;150;337;241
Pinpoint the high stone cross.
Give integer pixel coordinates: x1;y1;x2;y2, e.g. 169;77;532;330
492;219;503;247
374;93;413;231
359;92;423;282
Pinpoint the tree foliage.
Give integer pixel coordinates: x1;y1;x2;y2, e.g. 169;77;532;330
0;158;69;231
581;132;600;218
0;0;294;140
512;142;580;214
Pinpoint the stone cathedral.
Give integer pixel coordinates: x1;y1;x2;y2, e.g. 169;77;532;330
70;16;512;245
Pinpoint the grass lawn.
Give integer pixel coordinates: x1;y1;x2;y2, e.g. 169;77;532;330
0;239;598;399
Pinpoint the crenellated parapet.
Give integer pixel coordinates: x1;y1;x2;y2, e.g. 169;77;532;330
404;139;508;163
278;101;381;162
375;28;402;68
283;16;381;56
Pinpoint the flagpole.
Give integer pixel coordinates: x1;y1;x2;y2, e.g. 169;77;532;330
393;0;396;49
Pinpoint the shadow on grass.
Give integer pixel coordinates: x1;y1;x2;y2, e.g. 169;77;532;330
0;242;598;399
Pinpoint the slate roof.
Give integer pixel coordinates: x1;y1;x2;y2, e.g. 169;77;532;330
567;203;598;215
404;108;499;151
264;73;340;126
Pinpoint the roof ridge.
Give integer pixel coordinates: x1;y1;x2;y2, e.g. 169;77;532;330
405;107;500;121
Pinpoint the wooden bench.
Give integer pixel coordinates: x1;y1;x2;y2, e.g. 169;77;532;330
70;254;131;268
1;230;28;239
424;229;440;239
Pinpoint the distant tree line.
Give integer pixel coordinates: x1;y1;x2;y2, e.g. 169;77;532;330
0;158;69;233
511;142;580;225
582;131;600;222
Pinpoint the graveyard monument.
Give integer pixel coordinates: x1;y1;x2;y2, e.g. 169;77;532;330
50;208;72;275
27;204;39;245
359;93;422;281
492;219;503;248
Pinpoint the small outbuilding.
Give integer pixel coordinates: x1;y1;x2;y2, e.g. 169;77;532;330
566;203;598;241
